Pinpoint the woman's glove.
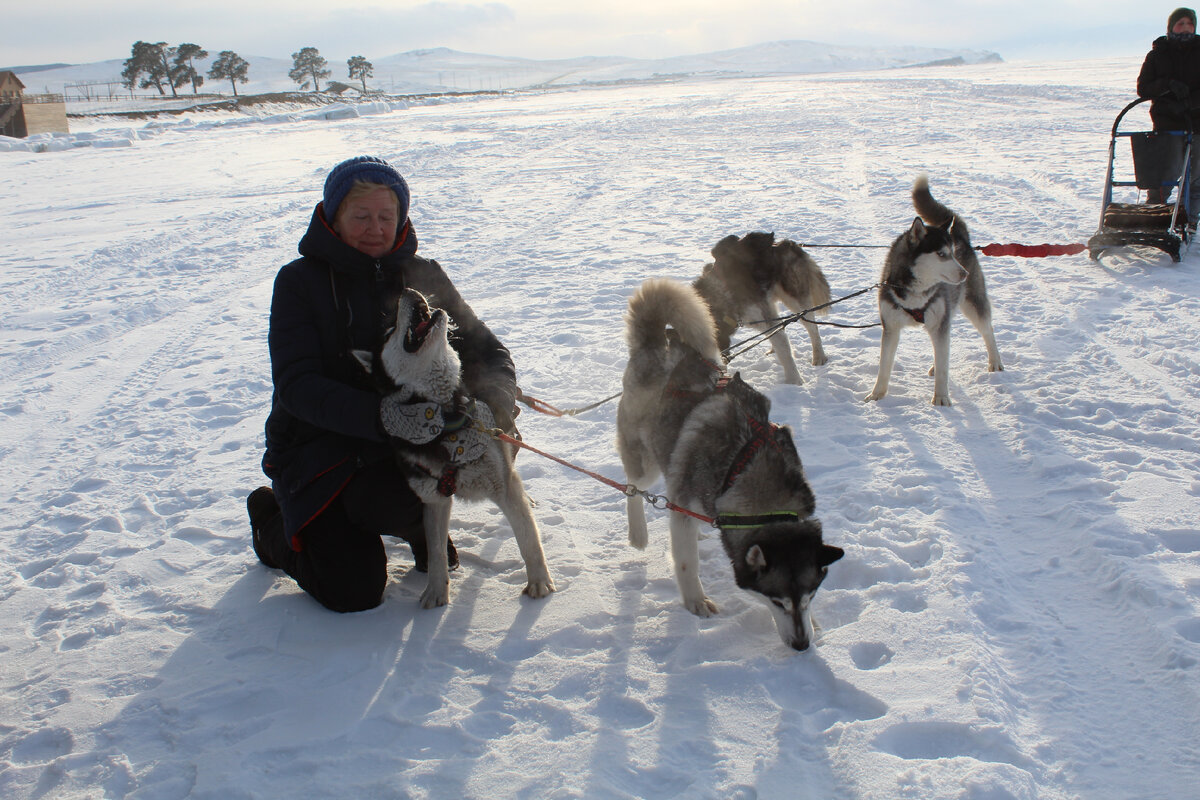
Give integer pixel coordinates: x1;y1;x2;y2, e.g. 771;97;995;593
380;394;465;443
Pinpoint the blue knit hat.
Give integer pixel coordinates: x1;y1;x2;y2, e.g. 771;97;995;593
322;156;410;222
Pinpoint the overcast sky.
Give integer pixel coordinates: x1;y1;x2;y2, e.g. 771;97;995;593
0;1;1177;67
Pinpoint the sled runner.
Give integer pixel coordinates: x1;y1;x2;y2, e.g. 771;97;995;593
1087;97;1192;262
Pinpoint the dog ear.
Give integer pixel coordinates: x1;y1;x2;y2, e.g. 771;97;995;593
820;545;845;567
746;544;768;571
909;217;927;240
351;349;375;373
712;234;740;260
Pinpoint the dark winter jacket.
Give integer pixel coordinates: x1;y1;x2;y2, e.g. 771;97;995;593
1138;34;1200;131
262;204;517;547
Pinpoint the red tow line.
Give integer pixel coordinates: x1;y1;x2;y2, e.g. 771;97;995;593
976;242;1088;257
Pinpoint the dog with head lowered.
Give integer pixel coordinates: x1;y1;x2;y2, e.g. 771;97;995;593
616;277;844;650
865;175;1003;406
695;232;832;385
355;288;554;609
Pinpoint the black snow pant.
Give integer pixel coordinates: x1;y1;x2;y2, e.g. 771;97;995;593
253;462;425;613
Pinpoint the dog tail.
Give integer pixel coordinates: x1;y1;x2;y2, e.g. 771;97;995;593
912;174;958;228
625;278;721;362
913;174;974;250
778;244;832;318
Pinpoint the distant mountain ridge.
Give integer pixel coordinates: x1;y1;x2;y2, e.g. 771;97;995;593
7;40;1003;99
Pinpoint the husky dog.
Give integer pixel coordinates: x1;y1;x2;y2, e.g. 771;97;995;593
616;278;844;650
865;176;1004;406
695;232;833;384
355;288;554;608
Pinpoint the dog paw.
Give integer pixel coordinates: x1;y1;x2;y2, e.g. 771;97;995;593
812;354;829;367
864;389;886;402
628;526;648;550
684;597;719;617
931;394;953;407
419;584;450;609
783;372;804;386
988;361;1004;373
523;579;556;599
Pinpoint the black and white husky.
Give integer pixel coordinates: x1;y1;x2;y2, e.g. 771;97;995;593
616;278;844;650
355;288;554;608
694;232;832;384
865;175;1004;406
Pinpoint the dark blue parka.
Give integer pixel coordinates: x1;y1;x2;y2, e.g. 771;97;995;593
263;205;516;548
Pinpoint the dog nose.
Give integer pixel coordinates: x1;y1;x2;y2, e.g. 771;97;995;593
790;637;811;652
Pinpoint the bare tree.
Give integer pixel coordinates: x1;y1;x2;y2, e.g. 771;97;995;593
289;47;330;92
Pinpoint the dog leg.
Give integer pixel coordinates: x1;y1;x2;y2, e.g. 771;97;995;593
930;324;953;406
753;319;803;384
669;511;718;616
865;326;901;402
497;468;555;598
960;301;1004;373
621;466;658;550
799;316;828;367
419;498;454;608
626;493;650;550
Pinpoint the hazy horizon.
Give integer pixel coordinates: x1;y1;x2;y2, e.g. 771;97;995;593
1;1;1173;69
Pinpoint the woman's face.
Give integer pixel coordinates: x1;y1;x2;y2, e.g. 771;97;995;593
1174;16;1196;34
333;186;400;258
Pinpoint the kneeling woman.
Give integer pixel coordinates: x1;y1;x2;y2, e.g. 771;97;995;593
247;156;519;612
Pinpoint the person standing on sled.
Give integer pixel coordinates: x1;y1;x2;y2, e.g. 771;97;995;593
1137;7;1200;224
246;156;520;612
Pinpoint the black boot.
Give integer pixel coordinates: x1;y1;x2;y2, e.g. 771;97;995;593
403;529;458;573
247;486;283;569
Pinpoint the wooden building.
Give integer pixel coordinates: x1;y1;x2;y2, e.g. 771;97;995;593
1;70;70;138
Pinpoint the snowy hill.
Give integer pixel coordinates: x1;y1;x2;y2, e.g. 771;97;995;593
7;40;1001;101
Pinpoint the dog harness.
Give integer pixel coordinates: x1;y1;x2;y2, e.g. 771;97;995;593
721;415;783;492
885;286;940;324
408;400;496;497
660;348;785;495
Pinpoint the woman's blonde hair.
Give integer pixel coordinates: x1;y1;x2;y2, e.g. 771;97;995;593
332;179;400;226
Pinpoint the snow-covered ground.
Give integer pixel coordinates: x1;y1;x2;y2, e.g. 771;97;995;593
2;56;1198;799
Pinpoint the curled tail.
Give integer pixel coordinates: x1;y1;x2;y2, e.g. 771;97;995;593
625;278;721;363
777;244;832;318
912;174;959;227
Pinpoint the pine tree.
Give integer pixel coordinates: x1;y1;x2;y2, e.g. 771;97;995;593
347;56;374;92
289;47;330;93
122;41;171;97
174;44;209;95
208;51;250;98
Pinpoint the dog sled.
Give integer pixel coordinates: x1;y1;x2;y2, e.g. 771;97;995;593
1088;98;1192;262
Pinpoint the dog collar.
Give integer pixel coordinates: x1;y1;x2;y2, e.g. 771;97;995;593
715;511;800;529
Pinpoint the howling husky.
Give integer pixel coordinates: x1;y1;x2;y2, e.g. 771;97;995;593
356;288;554;609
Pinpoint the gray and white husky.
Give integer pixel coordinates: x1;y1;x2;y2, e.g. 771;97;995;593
695;232;832;385
865;175;1004;406
355;288;554;609
616;278;844;650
